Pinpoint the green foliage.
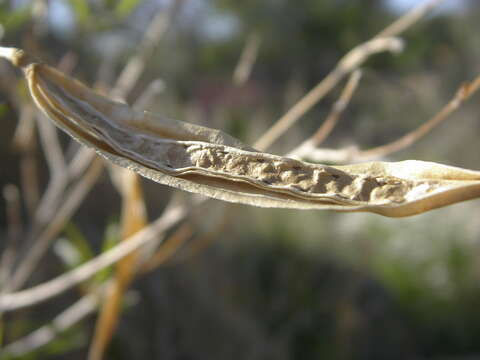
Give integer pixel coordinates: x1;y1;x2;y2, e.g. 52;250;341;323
68;0;91;26
114;0;142;18
0;4;31;31
93;220;121;285
64;223;95;265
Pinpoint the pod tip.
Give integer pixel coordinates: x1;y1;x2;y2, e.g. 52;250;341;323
0;47;35;68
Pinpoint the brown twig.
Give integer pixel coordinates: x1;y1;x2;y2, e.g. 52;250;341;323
297;74;480;163
141;223;192;272
111;0;184;100
0;185;22;289
33;114;68;225
176;206;233;263
68;147;97;180
3;53;81;293
253;37;403;151
375;0;445;39
7;158;105;292
288;70;362;158
253;0;445;151
12;105;40;217
4;0;183;294
0;204;188;312
1;288;103;357
88;171;147;360
133;79;165;110
233;32;261;87
312;70;362;146
357;74;480;160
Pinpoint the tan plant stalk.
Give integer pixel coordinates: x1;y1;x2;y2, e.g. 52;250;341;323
6;157;105;292
233;32;262;87
12;105;40;217
141;223;193;273
288;70;362;158
254;0;445;151
1;1;182;296
2;287;104;357
0;204;187;312
111;0;184;100
375;0;445;38
88;172;147;360
253;37;403;150
0;185;22;289
295;74;480;163
357;75;480;159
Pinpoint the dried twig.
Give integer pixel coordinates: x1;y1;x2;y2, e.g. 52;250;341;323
34;114;68;224
358;74;480;160
3;53;80;293
0;204;187;312
133;79;165;110
375;0;445;39
36;113;67;177
233;32;261;87
298;74;480;163
254;0;445;151
88;171;147;360
0;185;22;289
68;147;97;179
253;37;403;150
288;70;362;158
176;205;233;263
7;158;105;292
111;0;183;100
1;289;103;357
141;223;192;272
0;1;460;352
7;0;181;292
12;105;40;217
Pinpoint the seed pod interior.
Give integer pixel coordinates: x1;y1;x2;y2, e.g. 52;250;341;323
2;47;480;217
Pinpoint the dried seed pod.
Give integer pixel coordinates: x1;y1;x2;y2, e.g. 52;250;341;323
2;47;480;217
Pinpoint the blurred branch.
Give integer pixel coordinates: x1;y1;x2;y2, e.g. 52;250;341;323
233;32;261;87
2;53;83;293
34;114;68;225
0;185;22;289
7;157;105;292
36;113;67;177
254;0;445;151
1;290;102;358
111;0;184;100
133;79;165;110
88;172;147;360
297;74;480;163
175;206;233;263
0;203;188;312
12;105;39;217
288;70;362;158
68;147;97;179
31;0;48;36
1;0;184;295
358;73;480;160
375;0;445;38
253;37;403;150
141;223;192;272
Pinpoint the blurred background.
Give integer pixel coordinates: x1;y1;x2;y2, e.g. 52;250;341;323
1;0;480;359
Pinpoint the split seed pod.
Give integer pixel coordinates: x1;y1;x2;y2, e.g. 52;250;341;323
3;48;480;217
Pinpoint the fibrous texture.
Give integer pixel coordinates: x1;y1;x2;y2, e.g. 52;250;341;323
3;48;480;217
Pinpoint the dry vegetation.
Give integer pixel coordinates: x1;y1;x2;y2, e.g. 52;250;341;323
0;0;479;359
